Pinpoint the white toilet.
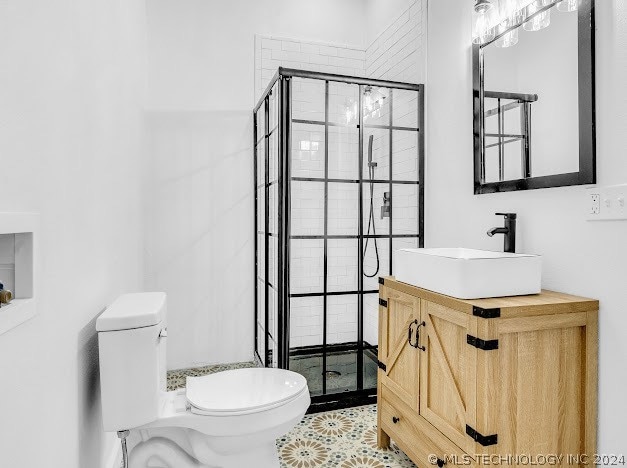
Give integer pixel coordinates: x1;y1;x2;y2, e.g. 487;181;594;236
96;292;310;468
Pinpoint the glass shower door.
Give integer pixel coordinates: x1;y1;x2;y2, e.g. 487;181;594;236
254;81;279;368
253;68;424;410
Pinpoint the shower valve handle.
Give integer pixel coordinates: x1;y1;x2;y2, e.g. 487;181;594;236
381;192;391;219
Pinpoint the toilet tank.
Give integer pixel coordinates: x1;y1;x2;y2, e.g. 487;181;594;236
96;292;167;432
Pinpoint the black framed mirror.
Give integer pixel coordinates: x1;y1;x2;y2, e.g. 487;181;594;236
473;0;596;194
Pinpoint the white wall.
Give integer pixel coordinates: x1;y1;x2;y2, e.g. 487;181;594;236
426;0;627;454
145;0;369;369
147;0;367;112
0;0;146;467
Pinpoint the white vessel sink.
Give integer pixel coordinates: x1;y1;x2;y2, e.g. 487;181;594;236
394;248;542;299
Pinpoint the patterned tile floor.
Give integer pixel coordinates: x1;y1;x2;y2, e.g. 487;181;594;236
278;405;416;468
166;363;416;468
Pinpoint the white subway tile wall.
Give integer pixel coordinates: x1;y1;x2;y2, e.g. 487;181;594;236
327;239;359;293
328;126;359;180
292;123;325;178
290;239;324;295
363;238;391;292
365;1;426;84
290;296;323;348
290;181;324;236
328;183;359;235
292;78;326;122
327;295;358;344
255;0;426;349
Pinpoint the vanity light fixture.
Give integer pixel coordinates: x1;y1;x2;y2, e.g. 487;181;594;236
473;0;578;47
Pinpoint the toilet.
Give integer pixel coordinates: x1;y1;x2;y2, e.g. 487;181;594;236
96;292;310;468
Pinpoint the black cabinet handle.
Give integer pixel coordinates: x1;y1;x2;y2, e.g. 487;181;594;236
408;320;417;346
408;320;426;350
416;321;426;351
392;416;400;424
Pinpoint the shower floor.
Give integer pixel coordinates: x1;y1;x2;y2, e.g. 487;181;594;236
288;345;378;399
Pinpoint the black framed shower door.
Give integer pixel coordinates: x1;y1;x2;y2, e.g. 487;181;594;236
253;67;424;411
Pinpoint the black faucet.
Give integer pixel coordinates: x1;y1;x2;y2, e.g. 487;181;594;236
487;213;517;253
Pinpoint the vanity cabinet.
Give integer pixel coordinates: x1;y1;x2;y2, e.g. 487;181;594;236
377;277;598;467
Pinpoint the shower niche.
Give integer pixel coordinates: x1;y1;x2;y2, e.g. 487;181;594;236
253;68;424;410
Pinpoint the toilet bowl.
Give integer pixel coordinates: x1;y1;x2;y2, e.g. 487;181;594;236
127;368;310;468
96;293;310;468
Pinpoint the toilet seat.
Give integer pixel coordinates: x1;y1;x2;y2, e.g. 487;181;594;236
185;368;308;416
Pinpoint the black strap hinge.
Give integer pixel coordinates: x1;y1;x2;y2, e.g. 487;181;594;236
379;298;388;307
466;335;499;350
466;425;498;446
378;277;385;285
472;306;501;319
377;360;387;371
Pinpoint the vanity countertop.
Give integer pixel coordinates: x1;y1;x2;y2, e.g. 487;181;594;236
380;276;599;318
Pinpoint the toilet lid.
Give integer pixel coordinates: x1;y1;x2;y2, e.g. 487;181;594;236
186;368;308;414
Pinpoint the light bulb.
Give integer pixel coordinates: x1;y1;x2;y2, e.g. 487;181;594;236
557;0;578;12
363;89;373;112
511;0;530;23
504;0;532;25
496;28;519;47
495;0;521;47
523;1;551;31
472;7;499;45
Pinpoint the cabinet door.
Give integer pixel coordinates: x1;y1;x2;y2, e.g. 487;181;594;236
379;288;420;411
419;300;477;453
478;312;597;459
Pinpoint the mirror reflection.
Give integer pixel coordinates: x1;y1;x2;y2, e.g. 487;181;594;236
482;1;579;183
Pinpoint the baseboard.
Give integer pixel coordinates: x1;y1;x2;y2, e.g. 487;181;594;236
105;438;121;468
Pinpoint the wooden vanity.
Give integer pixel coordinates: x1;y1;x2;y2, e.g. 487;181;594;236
377;277;598;467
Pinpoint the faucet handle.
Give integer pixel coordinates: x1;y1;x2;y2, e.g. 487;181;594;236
495;212;517;219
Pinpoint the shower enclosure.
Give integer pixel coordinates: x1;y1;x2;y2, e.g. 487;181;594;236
253;67;424;410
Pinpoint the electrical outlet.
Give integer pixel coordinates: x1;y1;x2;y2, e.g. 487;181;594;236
586;185;627;221
589;193;600;215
